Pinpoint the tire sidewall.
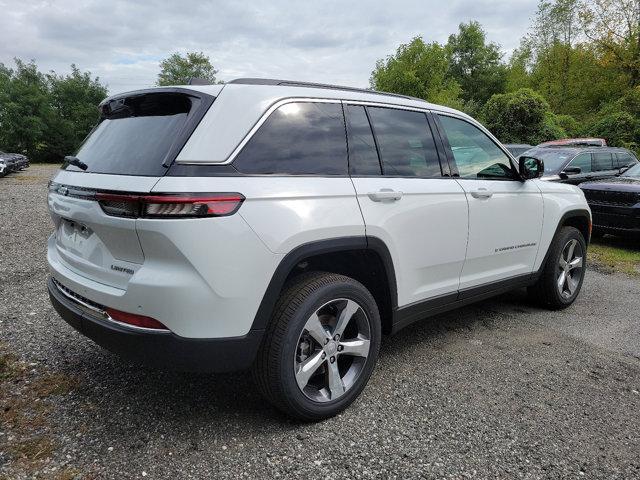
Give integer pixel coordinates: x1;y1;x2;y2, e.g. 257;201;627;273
278;278;381;419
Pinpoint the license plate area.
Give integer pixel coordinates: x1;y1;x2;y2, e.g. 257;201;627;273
57;218;94;256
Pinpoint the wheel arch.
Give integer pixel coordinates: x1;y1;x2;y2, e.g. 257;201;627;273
537;208;591;274
251;236;398;335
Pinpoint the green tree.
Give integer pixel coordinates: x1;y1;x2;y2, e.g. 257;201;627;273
445;21;507;106
0;59;52;161
46;65;107;159
370;37;463;109
481;88;565;144
0;59;107;163
157;52;220;86
581;0;640;87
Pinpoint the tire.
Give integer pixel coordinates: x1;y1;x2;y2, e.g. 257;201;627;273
253;271;381;421
528;226;587;310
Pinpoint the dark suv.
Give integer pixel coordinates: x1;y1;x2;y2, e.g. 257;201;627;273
525;146;638;185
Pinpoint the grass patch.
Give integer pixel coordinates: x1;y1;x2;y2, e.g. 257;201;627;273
589;237;640;276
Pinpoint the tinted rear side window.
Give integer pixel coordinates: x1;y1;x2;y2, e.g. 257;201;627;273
234;102;347;175
367;107;441;177
592;152;613;171
344;104;381;175
616;152;636;168
70;93;195;176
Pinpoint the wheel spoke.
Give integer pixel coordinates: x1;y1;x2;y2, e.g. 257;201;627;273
557;270;567;291
339;338;370;358
559;257;567;269
295;350;325;390
327;360;345;399
566;274;579;295
566;239;577;261
568;256;583;270
304;314;331;346
334;299;360;338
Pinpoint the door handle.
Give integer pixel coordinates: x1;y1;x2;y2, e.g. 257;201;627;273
367;189;403;202
470;188;493;199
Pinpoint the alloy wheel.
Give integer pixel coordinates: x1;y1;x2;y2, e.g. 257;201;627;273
557;238;584;299
294;298;371;403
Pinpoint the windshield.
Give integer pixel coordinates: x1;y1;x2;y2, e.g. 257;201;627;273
66;92;196;176
523;147;579;174
622;162;640;178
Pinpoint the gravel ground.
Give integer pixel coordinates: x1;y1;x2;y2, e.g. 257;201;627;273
1;165;639;479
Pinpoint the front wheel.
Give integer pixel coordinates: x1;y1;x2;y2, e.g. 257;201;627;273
253;272;381;421
528;226;587;309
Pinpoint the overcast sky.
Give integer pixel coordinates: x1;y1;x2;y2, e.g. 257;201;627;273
1;0;538;95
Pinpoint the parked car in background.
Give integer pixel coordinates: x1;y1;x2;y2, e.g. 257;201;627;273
580;162;640;237
504;144;533;157
523;146;638;185
0;150;29;176
538;138;607;147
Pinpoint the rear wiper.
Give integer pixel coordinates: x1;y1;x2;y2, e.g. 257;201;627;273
64;156;88;171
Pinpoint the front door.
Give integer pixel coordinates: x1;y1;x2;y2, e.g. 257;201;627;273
436;114;543;291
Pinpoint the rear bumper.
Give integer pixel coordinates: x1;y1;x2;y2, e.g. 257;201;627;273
48;277;264;372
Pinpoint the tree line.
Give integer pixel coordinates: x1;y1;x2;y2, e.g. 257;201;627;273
0;0;637;163
371;0;639;152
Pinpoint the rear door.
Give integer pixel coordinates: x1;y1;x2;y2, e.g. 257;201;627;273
48;89;213;289
436;113;543;290
592;151;618;181
346;103;468;306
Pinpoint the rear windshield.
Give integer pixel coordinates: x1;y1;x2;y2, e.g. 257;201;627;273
66;93;195;176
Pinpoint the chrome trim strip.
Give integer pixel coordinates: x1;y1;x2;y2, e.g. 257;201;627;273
52;278;170;334
175;96;463;167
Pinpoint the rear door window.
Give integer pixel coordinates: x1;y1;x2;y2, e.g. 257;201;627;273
69;92;200;176
367;107;442;177
616;152;636;168
233;102;347;175
344;104;381;175
592;152;613;171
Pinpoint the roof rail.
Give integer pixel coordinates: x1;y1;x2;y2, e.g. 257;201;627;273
188;77;212;86
227;78;426;102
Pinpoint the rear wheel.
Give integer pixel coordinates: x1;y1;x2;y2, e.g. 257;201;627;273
253;272;381;421
528;226;587;309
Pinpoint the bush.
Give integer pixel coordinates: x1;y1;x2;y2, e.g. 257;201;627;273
481;88;562;144
588;111;639;148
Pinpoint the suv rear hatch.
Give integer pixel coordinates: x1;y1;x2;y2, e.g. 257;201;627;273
48;88;215;290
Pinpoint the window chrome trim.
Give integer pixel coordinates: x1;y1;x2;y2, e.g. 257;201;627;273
175;95;464;167
177;97;342;166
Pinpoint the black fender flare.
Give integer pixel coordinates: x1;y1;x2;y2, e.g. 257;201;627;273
249;236;397;332
536;208;592;275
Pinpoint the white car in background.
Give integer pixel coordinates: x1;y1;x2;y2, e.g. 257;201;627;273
47;79;591;420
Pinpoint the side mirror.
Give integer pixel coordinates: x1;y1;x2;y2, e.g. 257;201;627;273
618;164;632;174
519;156;544;180
562;166;582;175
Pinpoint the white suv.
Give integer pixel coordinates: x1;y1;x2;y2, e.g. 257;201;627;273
47;79;591;420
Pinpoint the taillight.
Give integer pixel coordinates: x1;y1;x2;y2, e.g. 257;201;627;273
105;308;169;330
95;193;244;218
